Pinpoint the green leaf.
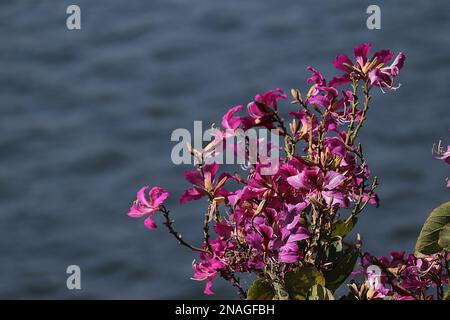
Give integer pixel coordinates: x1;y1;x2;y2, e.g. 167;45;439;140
247;278;274;300
307;284;335;300
415;201;450;255
444;289;450;300
438;223;450;251
284;265;325;300
331;217;358;238
325;237;343;253
323;244;358;292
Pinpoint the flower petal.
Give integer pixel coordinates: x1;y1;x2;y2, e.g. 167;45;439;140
222;105;243;130
354;43;372;69
144;216;157;229
149;186;169;208
137;186;151;207
333;54;353;72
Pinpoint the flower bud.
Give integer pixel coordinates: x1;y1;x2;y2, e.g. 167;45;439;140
291;88;302;103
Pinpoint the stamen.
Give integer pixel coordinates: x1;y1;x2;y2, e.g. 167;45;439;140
432;140;444;156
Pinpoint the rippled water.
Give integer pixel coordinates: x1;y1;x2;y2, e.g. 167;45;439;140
0;0;449;299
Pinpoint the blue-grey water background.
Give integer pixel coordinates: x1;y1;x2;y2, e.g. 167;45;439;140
0;0;449;299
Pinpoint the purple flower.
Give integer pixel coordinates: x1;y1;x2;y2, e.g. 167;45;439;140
192;256;226;295
331;43;405;90
354;251;448;300
368;52;405;89
241;89;286;130
222;105;243;130
180;163;229;204
433;141;450;164
287;168;349;208
213;221;234;239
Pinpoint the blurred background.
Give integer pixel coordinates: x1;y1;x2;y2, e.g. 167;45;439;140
0;0;448;299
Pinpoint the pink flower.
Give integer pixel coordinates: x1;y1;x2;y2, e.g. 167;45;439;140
355;251;448;300
331;43;405;90
287;168;349;208
368;52;405;89
278;210;310;263
213;221;234;239
192;257;226;295
180;162;230;204
221;105;243;130
289;110;319;140
192;238;230;295
303;66;339;110
333;43;375;74
254;88;286;110
433;141;450;164
241;89;286;130
128;186;169;229
306;66;326;86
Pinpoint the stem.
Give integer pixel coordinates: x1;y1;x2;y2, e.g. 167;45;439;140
160;205;209;254
203;206;213;253
349;80;371;146
345;78;359;146
275;112;296;161
308;116;314;160
274;112;289;138
220;269;246;299
305;203;322;264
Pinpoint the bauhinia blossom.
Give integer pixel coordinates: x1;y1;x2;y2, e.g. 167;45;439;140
128;186;169;229
331;43;405;90
350;251;448;300
180;162;230;204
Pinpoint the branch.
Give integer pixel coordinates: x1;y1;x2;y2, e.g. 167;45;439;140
349;80;371;145
220;269;246;299
159;205;209;254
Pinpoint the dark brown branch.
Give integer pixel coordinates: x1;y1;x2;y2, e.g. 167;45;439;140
160;205;209;254
220;269;246;299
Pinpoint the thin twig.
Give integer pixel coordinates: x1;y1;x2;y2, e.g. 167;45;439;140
220;269;246;299
349;80;371;145
160;205;209;254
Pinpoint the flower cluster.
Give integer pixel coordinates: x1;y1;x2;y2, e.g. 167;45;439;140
331;43;405;90
124;44;448;300
350;251;448;300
